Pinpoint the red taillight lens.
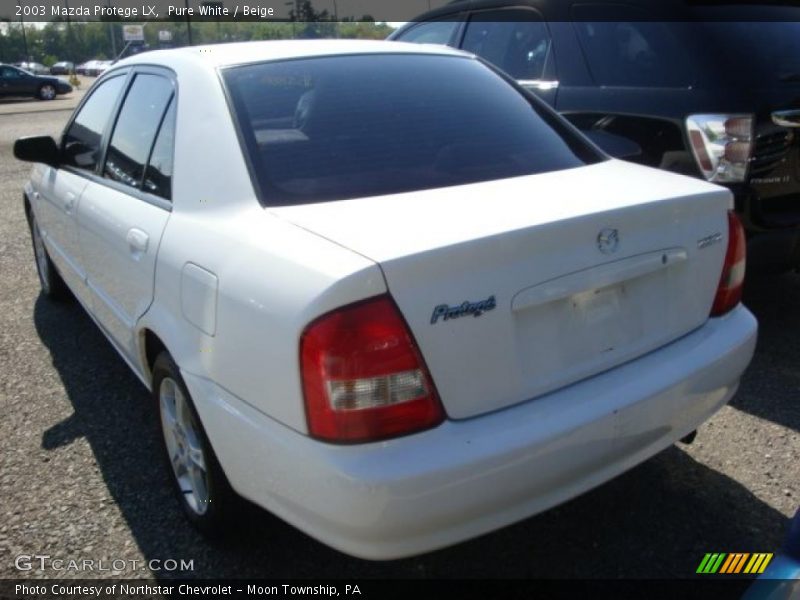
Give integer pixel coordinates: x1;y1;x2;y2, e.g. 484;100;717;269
300;295;445;443
711;211;746;317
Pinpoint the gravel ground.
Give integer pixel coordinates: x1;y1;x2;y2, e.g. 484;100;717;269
0;109;797;581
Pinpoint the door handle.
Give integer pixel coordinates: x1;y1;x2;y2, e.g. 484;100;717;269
772;110;800;128
518;79;559;91
126;228;149;257
64;192;76;214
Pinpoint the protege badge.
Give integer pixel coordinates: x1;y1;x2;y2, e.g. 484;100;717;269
430;296;496;324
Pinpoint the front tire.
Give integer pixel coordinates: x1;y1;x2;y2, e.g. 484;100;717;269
153;352;235;536
28;213;70;301
37;84;56;101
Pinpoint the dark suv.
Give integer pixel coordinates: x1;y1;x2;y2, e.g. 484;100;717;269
389;1;800;270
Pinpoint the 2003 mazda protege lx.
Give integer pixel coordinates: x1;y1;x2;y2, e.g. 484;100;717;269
15;40;757;559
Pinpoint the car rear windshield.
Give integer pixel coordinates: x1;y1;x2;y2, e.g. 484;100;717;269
222;53;602;205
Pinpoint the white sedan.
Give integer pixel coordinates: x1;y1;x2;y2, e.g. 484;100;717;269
14;40;757;560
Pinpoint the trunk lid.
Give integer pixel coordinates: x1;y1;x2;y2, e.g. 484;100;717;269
273;160;732;419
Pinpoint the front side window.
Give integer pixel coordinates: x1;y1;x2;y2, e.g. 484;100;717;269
461;10;552;81
0;67;23;79
223;54;601;206
104;73;174;191
62;76;126;171
396;20;459;45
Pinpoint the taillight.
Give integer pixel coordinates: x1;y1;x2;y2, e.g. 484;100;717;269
300;295;444;443
686;114;754;183
711;211;746;317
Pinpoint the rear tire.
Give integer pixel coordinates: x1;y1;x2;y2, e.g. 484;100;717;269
37;84;56;101
28;212;70;301
153;352;236;537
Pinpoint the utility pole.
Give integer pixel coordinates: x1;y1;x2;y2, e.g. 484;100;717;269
285;1;296;38
184;0;193;45
64;0;74;59
107;0;117;58
332;0;338;38
64;0;72;32
16;1;29;61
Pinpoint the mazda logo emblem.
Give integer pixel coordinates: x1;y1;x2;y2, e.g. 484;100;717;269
597;228;619;254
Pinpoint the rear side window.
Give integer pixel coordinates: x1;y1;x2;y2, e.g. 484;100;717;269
223;54;601;206
461;9;552;81
104;73;174;191
142;99;176;200
571;5;693;88
396;20;459;45
62;76;125;171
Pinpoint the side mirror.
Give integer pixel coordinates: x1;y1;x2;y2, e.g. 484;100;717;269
14;136;59;168
582;129;642;160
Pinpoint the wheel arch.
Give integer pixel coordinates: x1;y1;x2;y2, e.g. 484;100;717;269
141;327;169;384
136;302;209;391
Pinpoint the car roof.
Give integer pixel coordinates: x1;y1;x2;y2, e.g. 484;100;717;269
111;39;469;72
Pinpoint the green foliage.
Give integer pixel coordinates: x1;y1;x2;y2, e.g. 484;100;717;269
0;19;396;64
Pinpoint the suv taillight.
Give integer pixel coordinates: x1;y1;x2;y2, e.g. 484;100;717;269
300;295;444;443
711;211;746;317
686;114;754;183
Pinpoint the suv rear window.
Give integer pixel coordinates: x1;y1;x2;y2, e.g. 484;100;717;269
691;20;800;87
223;54;601;206
571;5;694;88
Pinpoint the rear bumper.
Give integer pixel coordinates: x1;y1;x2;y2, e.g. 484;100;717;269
184;305;757;560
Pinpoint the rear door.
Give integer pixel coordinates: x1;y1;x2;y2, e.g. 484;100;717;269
77;68;176;360
458;8;559;105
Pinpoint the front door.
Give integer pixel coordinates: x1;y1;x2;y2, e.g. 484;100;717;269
34;75;128;304
77;70;176;359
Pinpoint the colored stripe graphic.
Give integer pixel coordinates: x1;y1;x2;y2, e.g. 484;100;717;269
698;553;774;575
698;553;727;574
734;553;750;574
745;554;774;574
719;554;736;574
697;554;713;574
744;554;760;574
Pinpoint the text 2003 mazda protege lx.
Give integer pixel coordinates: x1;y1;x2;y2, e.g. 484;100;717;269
15;40;757;559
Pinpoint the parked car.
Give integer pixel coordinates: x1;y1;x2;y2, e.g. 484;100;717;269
76;59;105;76
390;1;800;271
14;40;757;559
74;60;94;75
86;60;112;77
0;64;72;100
14;61;49;75
93;60;113;77
50;61;74;75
